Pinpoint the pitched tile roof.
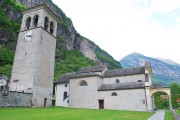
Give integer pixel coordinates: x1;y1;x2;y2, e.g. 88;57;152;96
98;82;145;91
103;67;145;77
55;65;106;84
55;72;100;84
55;73;74;84
76;65;107;73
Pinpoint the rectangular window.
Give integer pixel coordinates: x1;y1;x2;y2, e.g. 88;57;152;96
1;86;4;90
145;74;149;82
142;99;146;104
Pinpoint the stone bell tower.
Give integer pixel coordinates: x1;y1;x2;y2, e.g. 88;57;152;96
9;4;59;107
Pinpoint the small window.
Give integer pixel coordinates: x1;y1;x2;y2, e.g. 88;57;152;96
33;14;39;27
0;86;3;91
116;79;120;84
112;92;117;96
44;17;49;30
50;21;54;34
63;91;67;100
137;80;142;82
26;17;31;29
79;81;88;86
145;74;149;82
142;99;146;104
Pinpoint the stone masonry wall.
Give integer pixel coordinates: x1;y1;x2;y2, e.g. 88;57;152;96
0;91;32;107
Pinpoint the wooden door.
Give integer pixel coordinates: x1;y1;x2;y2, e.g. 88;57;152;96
99;100;104;109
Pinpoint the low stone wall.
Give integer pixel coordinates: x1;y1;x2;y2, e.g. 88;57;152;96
172;110;180;120
0;91;32;107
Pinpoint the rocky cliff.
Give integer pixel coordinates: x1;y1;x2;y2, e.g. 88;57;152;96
15;0;121;67
0;0;121;79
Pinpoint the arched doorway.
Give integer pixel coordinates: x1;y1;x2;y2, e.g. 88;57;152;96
151;91;169;109
150;88;172;110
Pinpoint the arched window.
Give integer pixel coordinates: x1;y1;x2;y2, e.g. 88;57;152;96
50;21;54;34
112;92;117;96
137;80;142;82
44;17;49;30
26;17;31;29
79;80;88;86
116;79;120;84
33;14;39;27
63;91;67;100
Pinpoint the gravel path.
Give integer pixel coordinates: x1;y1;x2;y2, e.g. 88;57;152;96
147;110;165;120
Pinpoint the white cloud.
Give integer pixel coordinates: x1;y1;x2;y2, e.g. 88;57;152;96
52;0;180;63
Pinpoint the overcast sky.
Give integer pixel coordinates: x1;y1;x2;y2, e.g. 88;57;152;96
52;0;180;63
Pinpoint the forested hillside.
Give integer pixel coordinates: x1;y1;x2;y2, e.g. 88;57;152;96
0;0;121;80
0;0;26;77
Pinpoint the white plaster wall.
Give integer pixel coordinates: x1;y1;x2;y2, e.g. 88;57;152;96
145;69;152;84
10;27;56;107
10;5;58;107
98;89;147;111
32;28;56;107
55;83;69;107
69;76;103;109
68;75;147;111
145;88;153;111
103;74;145;84
10;28;41;93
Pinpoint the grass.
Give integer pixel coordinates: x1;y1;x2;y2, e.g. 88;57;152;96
177;110;180;114
164;110;175;120
0;107;154;120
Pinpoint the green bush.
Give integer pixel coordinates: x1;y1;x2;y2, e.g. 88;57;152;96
2;0;26;11
0;64;12;77
0;45;14;77
58;20;69;32
170;83;180;109
154;92;169;109
0;45;14;66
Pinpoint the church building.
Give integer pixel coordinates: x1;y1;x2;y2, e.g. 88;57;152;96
55;62;171;111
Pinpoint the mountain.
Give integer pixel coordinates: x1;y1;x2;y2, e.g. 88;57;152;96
120;52;180;86
0;0;121;80
156;58;180;67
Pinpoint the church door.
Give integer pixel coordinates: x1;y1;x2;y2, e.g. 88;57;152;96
99;100;104;109
44;98;47;107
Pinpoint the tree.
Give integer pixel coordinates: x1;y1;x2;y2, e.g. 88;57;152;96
170;82;180;109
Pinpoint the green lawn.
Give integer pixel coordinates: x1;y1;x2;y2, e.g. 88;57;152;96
164;110;174;120
177;110;180;115
0;107;154;120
